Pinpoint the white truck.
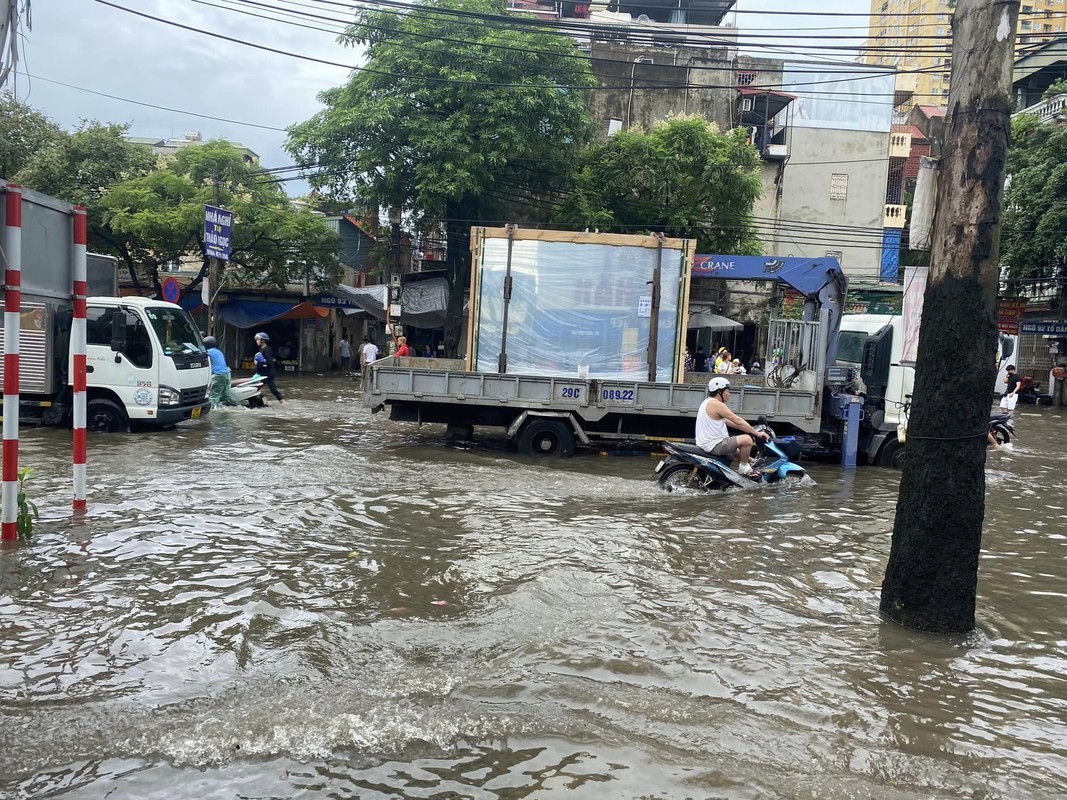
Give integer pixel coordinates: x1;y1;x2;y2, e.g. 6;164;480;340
834;314;913;468
1;183;211;431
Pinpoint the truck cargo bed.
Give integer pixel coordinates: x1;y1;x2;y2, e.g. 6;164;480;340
365;366;823;441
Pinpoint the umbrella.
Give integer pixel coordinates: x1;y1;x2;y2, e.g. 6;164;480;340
687;312;743;331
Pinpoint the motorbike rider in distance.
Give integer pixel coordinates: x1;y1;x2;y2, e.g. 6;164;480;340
696;377;771;479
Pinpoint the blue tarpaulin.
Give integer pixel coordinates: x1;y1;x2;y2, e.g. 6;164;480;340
178;294;203;312
219;299;299;329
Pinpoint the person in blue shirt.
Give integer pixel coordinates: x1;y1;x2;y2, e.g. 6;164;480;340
253;331;285;404
203;336;236;408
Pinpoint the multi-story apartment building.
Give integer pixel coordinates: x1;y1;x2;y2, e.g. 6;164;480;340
864;0;1065;106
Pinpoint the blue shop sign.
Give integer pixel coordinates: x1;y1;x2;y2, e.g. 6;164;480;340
1020;321;1067;336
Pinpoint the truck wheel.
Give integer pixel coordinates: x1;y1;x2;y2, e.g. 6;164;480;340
517;419;576;458
877;439;905;469
86;399;129;433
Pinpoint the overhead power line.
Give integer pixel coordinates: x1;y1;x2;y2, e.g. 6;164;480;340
17;72;289;131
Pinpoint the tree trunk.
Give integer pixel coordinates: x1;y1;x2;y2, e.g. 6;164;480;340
443;196;477;359
880;0;1019;635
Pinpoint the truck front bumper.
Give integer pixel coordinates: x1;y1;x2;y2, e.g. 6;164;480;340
154;401;211;426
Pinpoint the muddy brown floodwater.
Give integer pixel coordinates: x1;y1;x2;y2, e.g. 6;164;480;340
1;376;1065;799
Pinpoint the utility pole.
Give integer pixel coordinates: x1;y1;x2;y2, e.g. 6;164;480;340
880;0;1020;634
208;169;221;337
388;207;402;355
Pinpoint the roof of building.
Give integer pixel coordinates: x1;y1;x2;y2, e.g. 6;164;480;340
916;105;946;118
892;123;928;141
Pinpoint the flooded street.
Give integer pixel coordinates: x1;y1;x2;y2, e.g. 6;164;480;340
1;376;1065;799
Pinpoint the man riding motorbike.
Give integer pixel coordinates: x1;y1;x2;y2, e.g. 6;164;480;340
696;377;771;479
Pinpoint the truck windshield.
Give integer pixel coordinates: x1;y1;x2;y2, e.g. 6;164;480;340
145;306;202;356
836;331;869;364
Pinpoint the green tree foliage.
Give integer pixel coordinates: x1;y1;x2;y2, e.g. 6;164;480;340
102;141;341;296
558;115;764;254
1002;115;1067;298
286;0;596;342
17;121;157;286
0;92;64;179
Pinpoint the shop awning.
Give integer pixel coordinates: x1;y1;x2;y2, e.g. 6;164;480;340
273;301;330;322
219;299;329;329
687;312;743;331
334;278;449;329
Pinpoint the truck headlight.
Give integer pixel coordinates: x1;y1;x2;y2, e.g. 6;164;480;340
158;385;180;406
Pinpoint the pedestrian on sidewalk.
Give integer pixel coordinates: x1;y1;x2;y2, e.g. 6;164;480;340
1000;364;1020;415
338;334;352;374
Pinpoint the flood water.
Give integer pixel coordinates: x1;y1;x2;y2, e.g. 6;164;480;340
1;376;1065;799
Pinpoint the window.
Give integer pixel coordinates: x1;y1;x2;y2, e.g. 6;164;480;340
119;311;153;369
86;306;115;346
830;173;849;200
86;306;153;369
144;306;200;357
837;331;869;364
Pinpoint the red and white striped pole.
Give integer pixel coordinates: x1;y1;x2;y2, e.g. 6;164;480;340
2;185;23;541
72;206;88;511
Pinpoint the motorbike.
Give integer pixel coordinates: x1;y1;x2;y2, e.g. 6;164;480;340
654;420;809;492
989;412;1015;445
229;374;266;408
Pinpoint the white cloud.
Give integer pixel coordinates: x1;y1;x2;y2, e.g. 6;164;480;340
15;0;356;178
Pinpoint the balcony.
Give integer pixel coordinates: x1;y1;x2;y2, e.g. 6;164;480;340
738;88;794;163
889;131;912;159
894;73;919;107
1013;93;1067;123
884;204;907;228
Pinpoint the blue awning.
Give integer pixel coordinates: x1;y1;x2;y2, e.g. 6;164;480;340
178;294;204;312
219;299;299;329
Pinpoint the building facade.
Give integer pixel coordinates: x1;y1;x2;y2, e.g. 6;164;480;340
864;0;1065;106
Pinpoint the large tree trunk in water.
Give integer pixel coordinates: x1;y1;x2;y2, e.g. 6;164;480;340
880;0;1019;635
443;196;477;359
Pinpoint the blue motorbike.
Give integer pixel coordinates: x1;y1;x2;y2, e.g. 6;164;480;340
654;421;809;492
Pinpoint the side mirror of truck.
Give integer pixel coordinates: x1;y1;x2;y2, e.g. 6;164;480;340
110;310;127;354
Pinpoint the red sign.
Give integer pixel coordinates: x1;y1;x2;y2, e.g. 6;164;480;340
161;276;181;304
997;299;1025;334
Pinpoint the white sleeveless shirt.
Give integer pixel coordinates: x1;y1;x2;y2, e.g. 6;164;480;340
695;397;729;451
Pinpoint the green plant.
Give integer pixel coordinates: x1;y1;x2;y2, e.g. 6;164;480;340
16;467;39;538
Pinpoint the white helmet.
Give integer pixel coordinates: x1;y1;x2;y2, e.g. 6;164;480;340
707;377;731;394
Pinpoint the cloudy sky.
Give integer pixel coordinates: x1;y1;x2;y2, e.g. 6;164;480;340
11;0;869;189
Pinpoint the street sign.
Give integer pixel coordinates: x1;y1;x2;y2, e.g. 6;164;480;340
161;277;180;304
1020;321;1067;336
996;299;1026;334
312;293;358;309
204;205;233;261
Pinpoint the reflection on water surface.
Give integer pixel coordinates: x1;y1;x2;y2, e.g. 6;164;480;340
2;379;1065;798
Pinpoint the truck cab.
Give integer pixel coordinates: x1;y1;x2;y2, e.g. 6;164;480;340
835;314;913;466
74;297;211;430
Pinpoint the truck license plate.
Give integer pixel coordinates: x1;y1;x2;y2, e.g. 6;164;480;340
191;406;201;419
